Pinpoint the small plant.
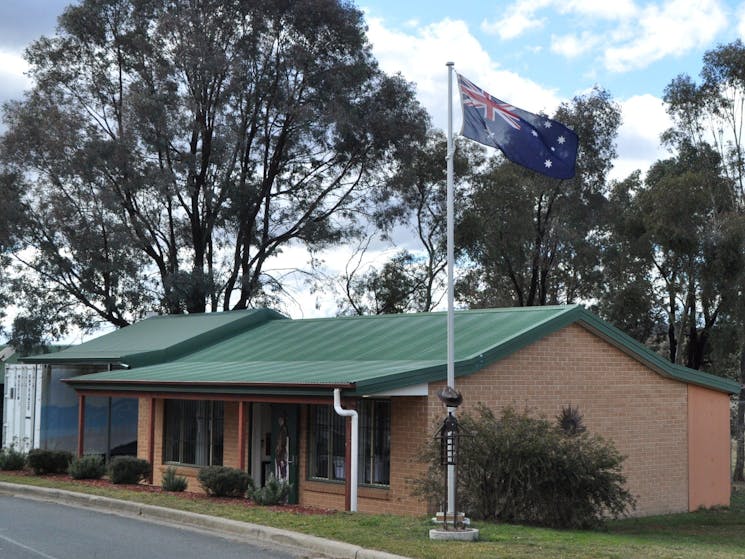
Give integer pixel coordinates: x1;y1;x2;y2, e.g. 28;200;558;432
27;449;73;475
68;455;106;480
161;466;188;492
250;473;291;506
0;447;26;471
197;466;254;498
109;456;151;484
557;404;587;435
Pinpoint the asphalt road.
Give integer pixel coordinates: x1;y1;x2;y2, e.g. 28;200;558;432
0;495;306;559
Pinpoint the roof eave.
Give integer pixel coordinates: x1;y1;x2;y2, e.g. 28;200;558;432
576;311;740;395
61;377;355;397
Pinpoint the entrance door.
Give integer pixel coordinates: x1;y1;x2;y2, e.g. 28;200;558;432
250;403;272;488
271;404;299;504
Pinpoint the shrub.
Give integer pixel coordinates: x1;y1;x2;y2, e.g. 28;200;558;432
68;455;106;480
250;473;291;505
161;466;188;492
414;405;635;529
27;449;73;475
109;456;151;484
197;466;253;498
0;447;27;471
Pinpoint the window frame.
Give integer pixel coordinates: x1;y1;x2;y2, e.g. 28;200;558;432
306;400;391;487
162;399;224;467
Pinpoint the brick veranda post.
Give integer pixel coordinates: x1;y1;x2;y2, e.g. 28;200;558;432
148;397;156;483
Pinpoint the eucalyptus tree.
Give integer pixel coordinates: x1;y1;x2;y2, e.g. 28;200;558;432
594;171;662;345
635;143;742;368
1;0;428;329
0;171;24;336
662;39;745;479
335;131;484;315
457;88;621;308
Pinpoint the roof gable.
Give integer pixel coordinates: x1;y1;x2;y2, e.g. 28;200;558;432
27;308;285;367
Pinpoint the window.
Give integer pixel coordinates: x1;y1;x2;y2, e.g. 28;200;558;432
307;400;390;486
359;400;390;485
308;405;346;481
163;400;223;466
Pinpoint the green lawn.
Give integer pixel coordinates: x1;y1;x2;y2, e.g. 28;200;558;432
2;472;744;559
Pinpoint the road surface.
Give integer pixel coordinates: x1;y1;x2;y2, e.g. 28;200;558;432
0;494;308;559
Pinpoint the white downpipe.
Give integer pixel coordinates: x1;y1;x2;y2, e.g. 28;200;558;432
333;388;358;512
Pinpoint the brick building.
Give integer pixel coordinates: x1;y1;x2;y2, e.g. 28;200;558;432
33;305;738;517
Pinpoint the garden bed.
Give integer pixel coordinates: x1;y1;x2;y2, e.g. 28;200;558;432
0;469;334;515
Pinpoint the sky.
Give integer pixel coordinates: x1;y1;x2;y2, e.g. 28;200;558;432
0;0;744;326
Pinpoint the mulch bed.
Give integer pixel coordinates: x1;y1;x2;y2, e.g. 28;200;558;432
1;469;335;515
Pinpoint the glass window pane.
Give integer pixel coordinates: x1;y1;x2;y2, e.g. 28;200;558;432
211;402;224;466
332;412;346;481
373;401;390;485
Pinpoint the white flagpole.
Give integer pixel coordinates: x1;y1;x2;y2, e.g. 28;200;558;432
445;61;456;519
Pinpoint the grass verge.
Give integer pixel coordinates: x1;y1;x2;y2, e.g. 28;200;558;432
2;472;745;559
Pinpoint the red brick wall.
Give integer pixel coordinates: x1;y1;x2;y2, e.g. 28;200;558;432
428;324;690;517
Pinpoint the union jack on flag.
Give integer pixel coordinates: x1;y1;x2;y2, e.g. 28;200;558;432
457;73;578;179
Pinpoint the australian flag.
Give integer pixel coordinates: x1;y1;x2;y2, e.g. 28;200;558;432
457;74;578;179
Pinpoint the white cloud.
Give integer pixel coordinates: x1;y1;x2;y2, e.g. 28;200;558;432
603;0;727;72
550;31;602;58
366;17;564;132
484;0;727;75
481;12;544;40
738;3;745;39
611;94;672;181
0;49;30;105
481;0;552;40
560;0;638;19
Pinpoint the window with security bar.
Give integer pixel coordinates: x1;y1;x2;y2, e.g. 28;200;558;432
163;400;224;467
307;400;390;486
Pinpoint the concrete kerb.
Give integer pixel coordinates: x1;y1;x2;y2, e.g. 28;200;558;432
0;482;410;559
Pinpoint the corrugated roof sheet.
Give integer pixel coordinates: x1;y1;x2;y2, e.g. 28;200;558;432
27;308;285;367
64;305;740;396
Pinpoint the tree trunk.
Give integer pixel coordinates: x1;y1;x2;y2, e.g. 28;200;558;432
733;346;745;481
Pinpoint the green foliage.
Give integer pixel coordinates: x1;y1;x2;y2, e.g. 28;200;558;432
108;456;151;484
415;406;635;529
68;455;106;480
161;466;188;492
0;447;26;470
26;449;73;475
197;466;254;498
250;473;291;506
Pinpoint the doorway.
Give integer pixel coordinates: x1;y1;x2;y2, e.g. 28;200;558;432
250;403;299;504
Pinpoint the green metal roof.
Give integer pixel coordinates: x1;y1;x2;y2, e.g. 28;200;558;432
64;305;740;396
27;308;285;368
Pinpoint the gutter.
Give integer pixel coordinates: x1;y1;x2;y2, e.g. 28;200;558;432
333;388;358;512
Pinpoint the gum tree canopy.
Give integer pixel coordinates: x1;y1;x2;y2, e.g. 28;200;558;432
1;0;428;328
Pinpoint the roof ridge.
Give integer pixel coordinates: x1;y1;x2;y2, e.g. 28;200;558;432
287;304;580;323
